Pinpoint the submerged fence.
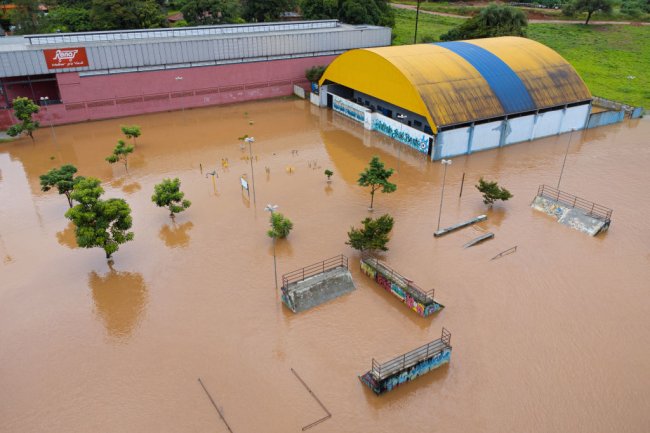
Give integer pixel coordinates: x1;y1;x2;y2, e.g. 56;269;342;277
281;255;348;289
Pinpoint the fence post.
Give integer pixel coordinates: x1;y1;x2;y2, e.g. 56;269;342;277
590;203;594;215
573;196;577;208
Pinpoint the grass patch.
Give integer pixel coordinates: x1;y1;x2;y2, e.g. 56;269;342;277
393;8;650;107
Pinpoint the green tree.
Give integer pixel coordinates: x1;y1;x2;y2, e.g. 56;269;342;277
90;0;166;30
358;156;397;210
121;125;142;145
6;97;39;141
39;6;93;32
151;178;192;218
440;4;527;41
305;65;326;83
65;177;135;259
324;169;333;181
475;177;513;205
346;214;394;253
181;0;242;25
267;212;293;239
338;0;394;27
563;0;613;24
106;140;134;171
300;0;337;20
243;0;296;22
9;0;41;34
40;164;84;208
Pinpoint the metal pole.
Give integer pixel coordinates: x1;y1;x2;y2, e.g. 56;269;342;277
557;129;574;189
248;139;256;205
459;172;465;198
414;0;422;44
436;160;451;232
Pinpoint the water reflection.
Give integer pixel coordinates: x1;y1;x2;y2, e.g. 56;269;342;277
122;182;141;195
324;184;333;196
89;269;147;341
158;221;194;248
56;222;78;249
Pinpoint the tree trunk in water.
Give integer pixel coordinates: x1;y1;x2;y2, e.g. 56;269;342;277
585;11;592;24
370;190;375;209
65;192;73;208
28;131;34;141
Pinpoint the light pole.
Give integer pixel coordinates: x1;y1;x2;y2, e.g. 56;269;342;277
265;203;279;289
245;136;257;205
396;113;407;171
175;76;184;114
436;159;452;232
39;96;57;143
557;129;574;190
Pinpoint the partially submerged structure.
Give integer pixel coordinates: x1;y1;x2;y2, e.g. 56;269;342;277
360;256;444;317
0;20;390;128
317;37;596;159
531;185;612;236
360;328;452;395
281;255;355;313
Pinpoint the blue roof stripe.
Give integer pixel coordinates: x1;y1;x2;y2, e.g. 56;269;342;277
434;41;536;114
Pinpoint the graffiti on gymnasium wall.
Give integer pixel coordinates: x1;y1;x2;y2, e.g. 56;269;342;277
371;117;430;153
332;95;367;122
360;258;443;317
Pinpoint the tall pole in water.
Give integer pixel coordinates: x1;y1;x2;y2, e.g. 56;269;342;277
414;0;422;44
245;136;257;205
557;129;575;190
265;204;279;289
437;159;452;232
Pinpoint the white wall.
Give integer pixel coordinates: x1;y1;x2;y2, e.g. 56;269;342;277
559;104;590;133
532;110;563;139
437;127;471;158
331;94;369;124
471;120;503;152
504;115;535;145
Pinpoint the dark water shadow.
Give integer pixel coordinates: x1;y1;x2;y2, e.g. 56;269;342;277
324;183;333;196
56;222;78;249
88;269;148;341
159;221;194;248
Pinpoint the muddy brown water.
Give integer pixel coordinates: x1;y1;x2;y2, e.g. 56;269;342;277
1;99;648;433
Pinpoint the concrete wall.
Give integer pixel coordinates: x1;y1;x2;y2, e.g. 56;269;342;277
587;109;625;129
370;113;432;154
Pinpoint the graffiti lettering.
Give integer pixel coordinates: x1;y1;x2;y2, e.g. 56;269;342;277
383;348;451;392
371;118;429;153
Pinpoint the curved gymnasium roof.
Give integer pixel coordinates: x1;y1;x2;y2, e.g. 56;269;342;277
319;37;591;133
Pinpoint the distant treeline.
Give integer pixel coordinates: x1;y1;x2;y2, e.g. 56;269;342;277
1;0;394;34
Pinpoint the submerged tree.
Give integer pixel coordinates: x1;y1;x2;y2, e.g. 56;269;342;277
151;178;192;218
358;156;397;210
39;164;84;207
267;212;294;239
6;97;40;141
324;169;334;182
346;214;394;254
121;125;141;146
475;177;513;205
106;140;134;171
65;177;135;259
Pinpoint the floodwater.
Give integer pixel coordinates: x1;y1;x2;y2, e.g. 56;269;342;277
1;99;648;433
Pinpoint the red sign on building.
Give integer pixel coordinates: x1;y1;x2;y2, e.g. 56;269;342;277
44;47;89;69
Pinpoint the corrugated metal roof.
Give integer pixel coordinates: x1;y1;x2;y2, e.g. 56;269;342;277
435;41;536;114
319;37;592;133
466;37;591;110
